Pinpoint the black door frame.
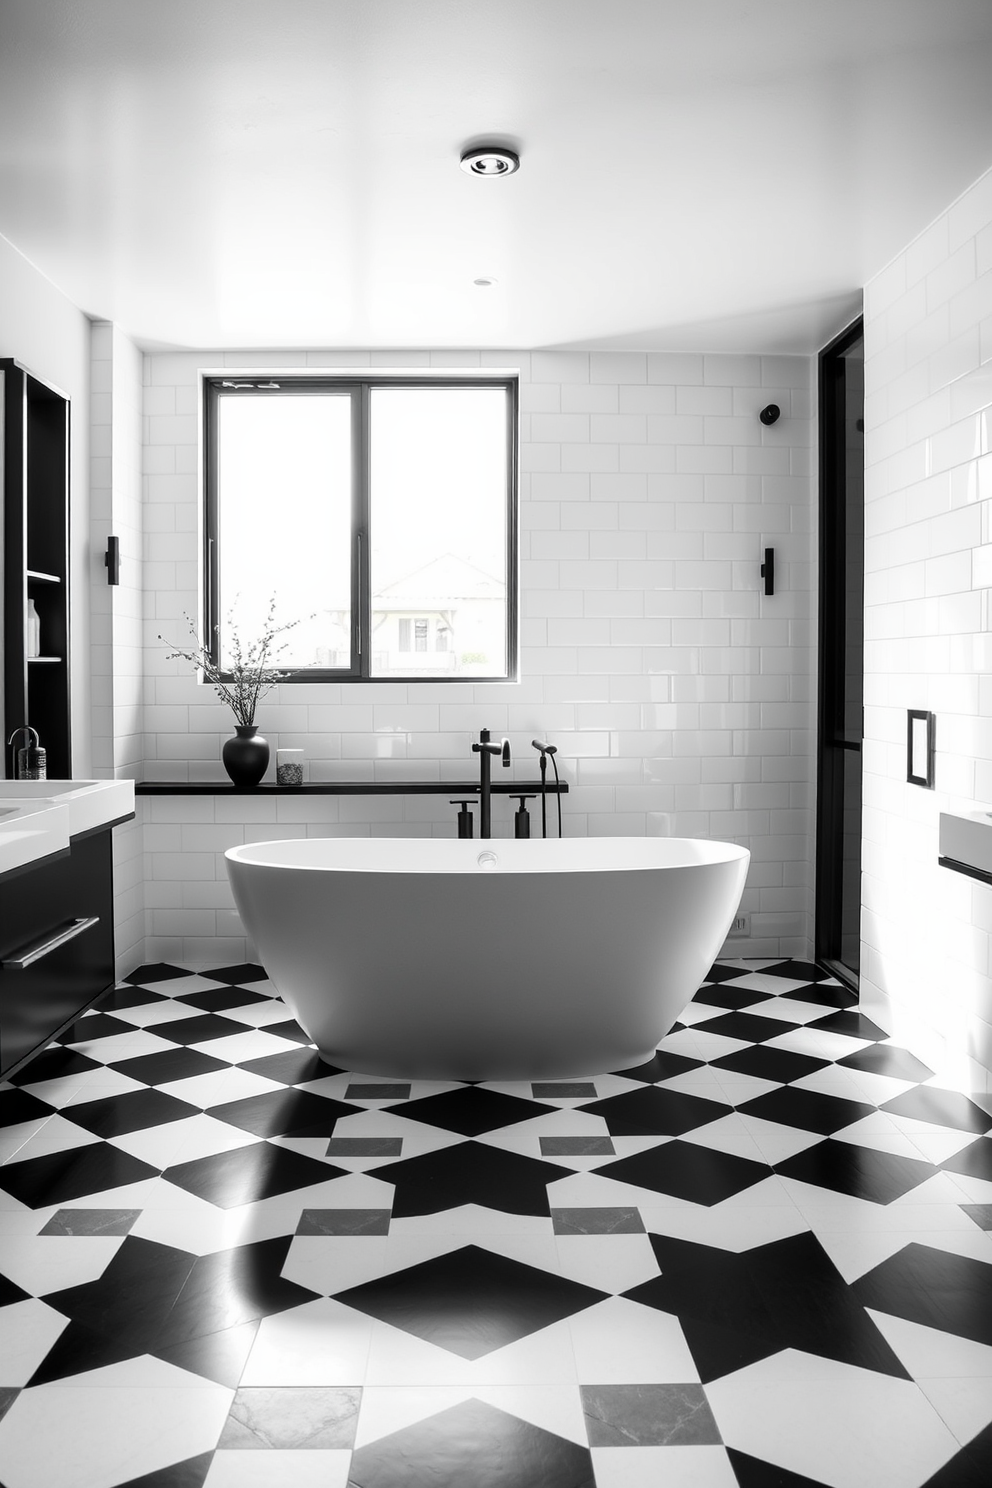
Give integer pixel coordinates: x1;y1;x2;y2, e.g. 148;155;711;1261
815;315;864;990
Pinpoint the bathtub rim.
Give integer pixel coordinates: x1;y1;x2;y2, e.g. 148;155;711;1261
225;834;750;875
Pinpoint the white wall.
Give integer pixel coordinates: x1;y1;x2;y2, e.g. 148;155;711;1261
862;164;992;1090
0;231;92;775
90;322;145;971
138;348;816;968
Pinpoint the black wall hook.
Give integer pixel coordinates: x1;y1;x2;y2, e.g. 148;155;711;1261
760;547;775;596
759;404;780;425
105;535;120;585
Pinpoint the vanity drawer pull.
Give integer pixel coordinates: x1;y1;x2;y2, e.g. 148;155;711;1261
2;916;100;970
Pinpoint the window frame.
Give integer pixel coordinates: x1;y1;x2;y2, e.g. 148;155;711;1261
202;371;519;685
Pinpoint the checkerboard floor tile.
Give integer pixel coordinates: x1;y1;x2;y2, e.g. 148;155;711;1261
1;959;991;1487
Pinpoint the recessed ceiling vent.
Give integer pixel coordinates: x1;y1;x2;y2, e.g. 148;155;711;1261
460;146;519;177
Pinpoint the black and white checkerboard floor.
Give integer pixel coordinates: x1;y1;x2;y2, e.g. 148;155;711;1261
1;958;992;1487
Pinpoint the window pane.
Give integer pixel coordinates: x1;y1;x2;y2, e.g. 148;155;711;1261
368;387;508;678
216;392;353;670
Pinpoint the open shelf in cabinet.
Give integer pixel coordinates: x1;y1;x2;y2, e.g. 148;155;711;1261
2;358;71;777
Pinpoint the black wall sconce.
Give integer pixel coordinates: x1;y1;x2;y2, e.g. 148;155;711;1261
760;546;775;596
759;404;780;425
105;535;120;585
907;709;935;788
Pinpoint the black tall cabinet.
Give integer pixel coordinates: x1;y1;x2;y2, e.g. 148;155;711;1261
1;357;72;778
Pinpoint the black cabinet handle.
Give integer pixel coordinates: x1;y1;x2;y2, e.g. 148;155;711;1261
2;916;99;970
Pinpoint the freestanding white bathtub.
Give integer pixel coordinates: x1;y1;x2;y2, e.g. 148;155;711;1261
225;836;749;1081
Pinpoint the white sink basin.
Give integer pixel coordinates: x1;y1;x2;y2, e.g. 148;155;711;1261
0;779;135;875
939;811;992;876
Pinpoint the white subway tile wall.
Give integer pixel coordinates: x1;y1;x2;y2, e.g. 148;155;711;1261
862;162;992;1092
91;323;145;971
134;348;814;967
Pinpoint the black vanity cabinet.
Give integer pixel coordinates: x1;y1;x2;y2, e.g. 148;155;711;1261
0;827;116;1078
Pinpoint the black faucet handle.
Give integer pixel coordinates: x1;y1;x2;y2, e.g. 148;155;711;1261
500;737;511;766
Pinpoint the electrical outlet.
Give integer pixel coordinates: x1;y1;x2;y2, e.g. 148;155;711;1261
727;913;751;938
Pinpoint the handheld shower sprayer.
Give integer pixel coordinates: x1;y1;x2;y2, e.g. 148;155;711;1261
531;740;561;838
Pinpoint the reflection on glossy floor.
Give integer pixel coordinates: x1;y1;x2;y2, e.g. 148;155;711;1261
1;958;991;1487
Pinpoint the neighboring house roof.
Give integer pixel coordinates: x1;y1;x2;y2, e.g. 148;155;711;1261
374;553;505;608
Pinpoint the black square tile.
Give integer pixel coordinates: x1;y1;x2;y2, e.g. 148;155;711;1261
39;1208;141;1236
540;1136;615;1157
8;1048;101;1087
374;1140;569;1217
347;1396;595;1488
236;1048;342;1085
532;1082;597;1099
0;1144;159;1208
100;985;168;1011
712;1045;830;1086
780;982;858;1011
109;1048;230;1087
961;1204;992;1231
775;1138;938;1204
692;984;775;1011
762;961;834;983
852;1242;992;1348
580;1086;730;1136
551;1207;644;1235
701;963;754;984
124;963;191;985
942;1137;992;1184
880;1087;992;1135
297;1209;392;1236
152;1013;254;1046
737;1087;875;1135
163;1141;344;1209
918;1423;992;1488
66;1089;201;1138
611;1050;704;1083
0;1088;54;1128
690;1010;801;1043
596;1139;770;1205
326;1137;403;1157
60;1012;136;1044
263;1019;312;1046
581;1383;720;1446
174;986;271;1012
807;1010;889;1041
391;1085;551;1136
335;1243;607;1358
837;1044;936;1082
206;1089;360;1139
198;963;268;985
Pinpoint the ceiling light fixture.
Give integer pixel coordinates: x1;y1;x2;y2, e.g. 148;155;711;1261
460;146;519;177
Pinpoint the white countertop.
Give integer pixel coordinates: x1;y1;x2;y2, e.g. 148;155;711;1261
0;779;135;877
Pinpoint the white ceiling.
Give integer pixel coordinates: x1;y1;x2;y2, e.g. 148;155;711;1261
2;0;991;354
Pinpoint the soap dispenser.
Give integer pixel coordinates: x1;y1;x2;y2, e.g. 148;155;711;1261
8;726;47;780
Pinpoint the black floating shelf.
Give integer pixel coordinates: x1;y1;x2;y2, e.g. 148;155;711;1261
136;780;568;797
938;855;992;888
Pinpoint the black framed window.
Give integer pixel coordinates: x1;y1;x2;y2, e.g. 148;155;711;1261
203;374;518;683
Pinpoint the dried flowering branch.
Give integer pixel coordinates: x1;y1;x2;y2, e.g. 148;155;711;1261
160;596;305;728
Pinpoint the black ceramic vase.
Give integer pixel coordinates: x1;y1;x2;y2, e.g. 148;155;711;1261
222;725;269;787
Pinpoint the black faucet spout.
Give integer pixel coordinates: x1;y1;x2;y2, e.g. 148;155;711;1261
471;727;511;838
